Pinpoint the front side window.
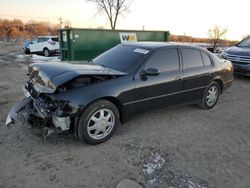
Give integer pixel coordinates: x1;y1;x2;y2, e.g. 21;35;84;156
38;38;48;43
146;48;180;72
182;48;204;69
37;38;43;43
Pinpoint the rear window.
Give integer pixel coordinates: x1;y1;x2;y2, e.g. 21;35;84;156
51;37;59;42
182;48;204;69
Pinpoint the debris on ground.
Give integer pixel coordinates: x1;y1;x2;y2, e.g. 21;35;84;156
124;140;209;188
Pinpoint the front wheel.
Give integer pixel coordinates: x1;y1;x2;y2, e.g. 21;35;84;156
200;82;220;110
24;48;30;54
77;100;120;145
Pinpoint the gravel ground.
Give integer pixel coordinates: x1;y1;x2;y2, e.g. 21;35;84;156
0;42;249;188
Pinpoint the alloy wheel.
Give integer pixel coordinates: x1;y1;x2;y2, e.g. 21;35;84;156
206;86;218;107
44;49;49;57
87;109;115;140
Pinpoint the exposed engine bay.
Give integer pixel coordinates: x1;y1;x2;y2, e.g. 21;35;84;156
58;75;116;91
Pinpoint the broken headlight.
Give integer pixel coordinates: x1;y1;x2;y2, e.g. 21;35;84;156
31;72;56;94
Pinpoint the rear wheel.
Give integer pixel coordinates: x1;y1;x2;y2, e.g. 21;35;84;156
200;82;220;109
77;100;120;145
43;48;50;57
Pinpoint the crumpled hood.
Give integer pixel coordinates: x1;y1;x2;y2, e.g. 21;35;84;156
226;46;250;56
29;62;127;91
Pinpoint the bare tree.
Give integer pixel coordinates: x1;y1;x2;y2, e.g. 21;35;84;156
87;0;130;30
208;25;228;52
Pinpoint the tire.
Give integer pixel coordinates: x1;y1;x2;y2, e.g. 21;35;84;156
24;48;30;54
43;48;50;57
199;82;220;110
77;100;120;145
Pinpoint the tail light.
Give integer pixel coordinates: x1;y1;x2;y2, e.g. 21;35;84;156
48;41;56;45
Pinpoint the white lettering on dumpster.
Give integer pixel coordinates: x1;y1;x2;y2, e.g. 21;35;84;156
62;31;67;42
119;33;137;43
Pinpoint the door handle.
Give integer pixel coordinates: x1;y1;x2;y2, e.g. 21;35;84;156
209;72;214;76
175;76;182;81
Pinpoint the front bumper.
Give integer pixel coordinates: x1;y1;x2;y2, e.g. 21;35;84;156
232;62;250;76
6;88;71;132
6;97;32;126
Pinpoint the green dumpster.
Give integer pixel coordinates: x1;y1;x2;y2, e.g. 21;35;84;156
59;28;170;61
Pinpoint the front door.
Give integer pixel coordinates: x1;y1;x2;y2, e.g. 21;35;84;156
29;38;38;52
125;48;183;114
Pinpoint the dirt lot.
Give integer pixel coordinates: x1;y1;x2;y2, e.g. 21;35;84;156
0;42;249;188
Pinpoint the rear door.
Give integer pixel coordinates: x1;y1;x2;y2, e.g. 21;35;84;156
40;37;49;51
181;48;214;102
128;48;183;114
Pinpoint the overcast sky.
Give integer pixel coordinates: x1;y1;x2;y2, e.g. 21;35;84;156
0;0;249;40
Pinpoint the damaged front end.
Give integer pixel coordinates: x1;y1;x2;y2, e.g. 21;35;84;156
6;62;126;138
6;84;72;138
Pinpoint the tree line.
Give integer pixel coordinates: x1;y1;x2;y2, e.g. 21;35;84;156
0;18;238;48
169;34;237;47
0;19;59;41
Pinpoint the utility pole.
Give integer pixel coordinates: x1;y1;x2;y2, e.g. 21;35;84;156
142;25;145;31
58;17;63;29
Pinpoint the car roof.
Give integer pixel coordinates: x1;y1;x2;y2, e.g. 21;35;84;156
123;42;205;51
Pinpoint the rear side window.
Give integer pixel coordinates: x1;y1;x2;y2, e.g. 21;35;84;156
201;52;212;66
52;37;59;42
146;48;179;72
182;48;203;69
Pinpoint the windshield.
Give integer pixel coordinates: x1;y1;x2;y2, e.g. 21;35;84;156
31;38;38;44
93;45;150;73
238;37;250;47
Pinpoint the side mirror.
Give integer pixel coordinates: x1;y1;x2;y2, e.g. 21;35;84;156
140;68;160;80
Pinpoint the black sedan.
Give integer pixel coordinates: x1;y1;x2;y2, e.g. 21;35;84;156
6;42;233;144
